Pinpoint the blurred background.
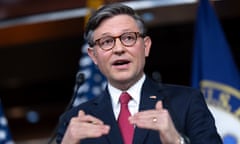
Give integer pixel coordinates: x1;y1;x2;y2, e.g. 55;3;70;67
0;0;239;143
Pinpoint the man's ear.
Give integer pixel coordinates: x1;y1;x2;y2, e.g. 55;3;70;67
144;36;152;57
87;48;98;65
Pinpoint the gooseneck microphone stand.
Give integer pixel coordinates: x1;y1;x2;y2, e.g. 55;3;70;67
47;72;85;144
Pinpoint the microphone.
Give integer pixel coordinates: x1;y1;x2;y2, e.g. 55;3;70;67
152;71;162;84
65;72;85;111
47;72;85;144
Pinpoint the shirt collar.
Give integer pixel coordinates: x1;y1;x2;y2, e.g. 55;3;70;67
108;74;146;106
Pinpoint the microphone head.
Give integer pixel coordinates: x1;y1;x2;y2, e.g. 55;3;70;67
152;71;161;83
76;72;85;85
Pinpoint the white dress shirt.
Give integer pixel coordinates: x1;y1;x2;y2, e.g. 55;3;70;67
108;74;146;120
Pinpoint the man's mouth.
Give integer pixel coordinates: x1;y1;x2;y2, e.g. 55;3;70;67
113;60;130;66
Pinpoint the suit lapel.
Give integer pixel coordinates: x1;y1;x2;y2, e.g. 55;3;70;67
90;90;123;144
133;77;164;144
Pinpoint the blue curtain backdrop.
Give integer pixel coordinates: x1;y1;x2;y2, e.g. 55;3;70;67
191;0;240;143
0;100;14;144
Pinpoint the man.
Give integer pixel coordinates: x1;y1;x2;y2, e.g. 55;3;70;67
56;3;222;144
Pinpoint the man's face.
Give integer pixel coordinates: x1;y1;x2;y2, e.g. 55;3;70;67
88;14;151;90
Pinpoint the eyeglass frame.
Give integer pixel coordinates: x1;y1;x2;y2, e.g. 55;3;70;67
90;32;146;51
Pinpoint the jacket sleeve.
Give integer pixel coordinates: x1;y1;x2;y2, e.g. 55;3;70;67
184;89;222;144
163;85;222;144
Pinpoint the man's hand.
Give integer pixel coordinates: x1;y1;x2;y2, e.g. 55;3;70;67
129;100;181;144
62;110;110;144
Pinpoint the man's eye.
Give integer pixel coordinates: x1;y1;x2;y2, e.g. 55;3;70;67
122;35;135;41
127;36;134;40
100;38;113;46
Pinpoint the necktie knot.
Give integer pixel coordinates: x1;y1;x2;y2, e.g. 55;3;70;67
119;92;131;104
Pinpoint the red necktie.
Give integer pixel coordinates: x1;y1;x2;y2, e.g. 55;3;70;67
118;92;134;144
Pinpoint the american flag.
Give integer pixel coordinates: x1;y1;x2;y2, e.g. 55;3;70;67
0;100;14;144
72;43;106;107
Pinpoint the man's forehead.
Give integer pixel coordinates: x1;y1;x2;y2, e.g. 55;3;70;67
93;15;139;37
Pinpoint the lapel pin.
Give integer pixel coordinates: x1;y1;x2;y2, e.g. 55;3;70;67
149;95;157;99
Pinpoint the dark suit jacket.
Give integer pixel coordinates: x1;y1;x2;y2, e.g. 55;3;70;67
56;77;222;144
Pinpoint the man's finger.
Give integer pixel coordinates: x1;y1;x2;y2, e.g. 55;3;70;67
155;101;163;110
78;110;85;116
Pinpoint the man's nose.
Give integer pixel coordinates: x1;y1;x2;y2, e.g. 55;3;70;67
112;38;124;53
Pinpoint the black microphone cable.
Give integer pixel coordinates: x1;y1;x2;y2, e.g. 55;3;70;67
47;72;85;144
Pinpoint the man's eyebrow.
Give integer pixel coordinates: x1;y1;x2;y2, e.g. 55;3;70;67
101;29;135;36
